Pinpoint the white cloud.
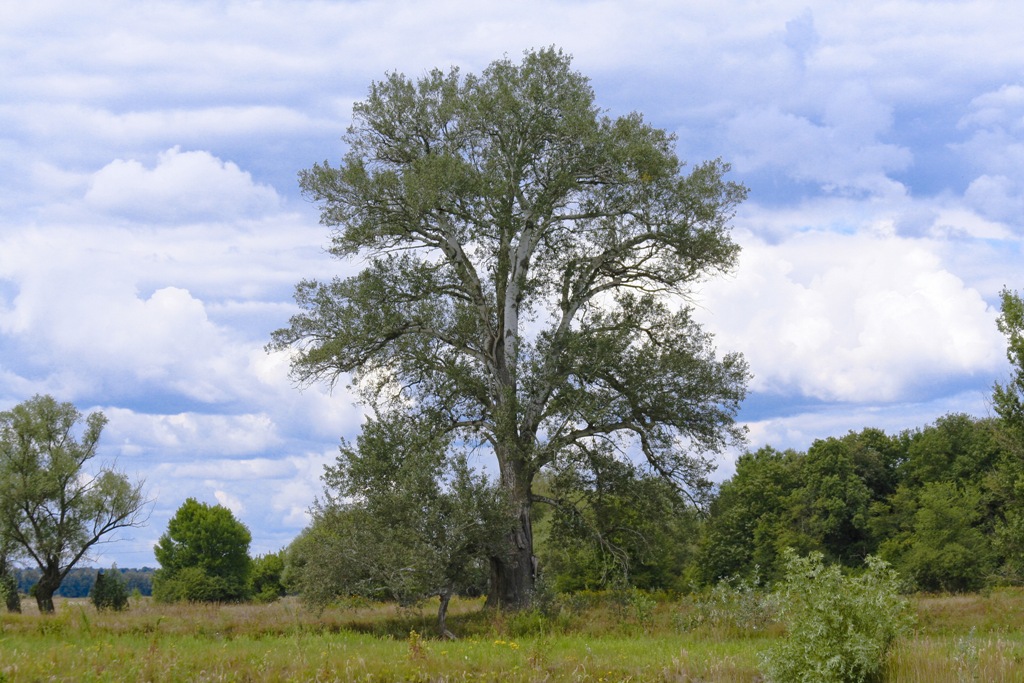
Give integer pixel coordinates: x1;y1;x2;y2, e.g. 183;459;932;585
85;147;280;221
698;229;1004;403
725;86;912;194
213;490;245;516
104;409;282;459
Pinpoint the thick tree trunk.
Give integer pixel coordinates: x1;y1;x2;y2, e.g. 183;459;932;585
34;567;61;614
486;498;536;609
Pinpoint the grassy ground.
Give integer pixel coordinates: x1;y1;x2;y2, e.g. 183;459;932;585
3;590;1024;681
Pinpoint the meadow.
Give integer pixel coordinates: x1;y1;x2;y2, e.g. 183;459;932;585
3;590;1024;682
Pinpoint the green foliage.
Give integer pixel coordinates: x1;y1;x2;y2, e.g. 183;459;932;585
700;418;1012;591
541;447;700;592
250;551;286;603
878;482;995;592
993;288;1024;438
760;550;913;683
0;565;19;613
697;446;800;583
153;498;252;603
901;413;1002;487
0;395;147;612
270;47;748;606
90;567;129;611
291;411;516;634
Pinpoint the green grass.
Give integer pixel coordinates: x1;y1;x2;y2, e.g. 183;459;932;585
3;590;1024;681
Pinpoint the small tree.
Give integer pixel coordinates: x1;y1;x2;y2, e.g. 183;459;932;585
879;481;995;592
153;498;252;603
760;550;913;683
294;411;515;638
250;551;286;603
90;566;129;611
0;547;20;613
0;395;148;613
993;288;1024;436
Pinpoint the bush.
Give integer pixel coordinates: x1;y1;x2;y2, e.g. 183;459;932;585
152;566;236;603
1;569;20;613
250;552;286;603
677;570;778;635
90;567;129;611
760;550;913;683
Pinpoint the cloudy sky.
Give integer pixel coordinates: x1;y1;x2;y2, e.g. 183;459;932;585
2;1;1022;568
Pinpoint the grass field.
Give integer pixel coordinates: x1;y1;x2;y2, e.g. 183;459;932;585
3;590;1024;681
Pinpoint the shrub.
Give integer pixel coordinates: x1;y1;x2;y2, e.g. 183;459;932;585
677;570;778;635
250;551;286;603
1;569;20;613
760;550;913;683
90;567;129;611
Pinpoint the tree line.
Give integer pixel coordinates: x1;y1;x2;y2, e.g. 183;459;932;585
10;566;154;598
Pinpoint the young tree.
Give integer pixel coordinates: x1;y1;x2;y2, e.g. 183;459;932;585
294;411;514;637
541;445;701;592
270;47;749;607
0;395;147;613
0;540;20;613
994;288;1024;436
153;498;252;603
90;565;130;611
250;551;287;603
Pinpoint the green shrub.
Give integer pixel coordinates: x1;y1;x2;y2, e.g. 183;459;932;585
152;566;236;603
760;550;913;683
1;569;21;613
90;567;129;611
250;551;286;603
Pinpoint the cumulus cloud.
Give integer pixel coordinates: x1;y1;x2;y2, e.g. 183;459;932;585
955;84;1024;231
103;409;282;459
213;490;245;516
697;229;1004;403
85;147;280;221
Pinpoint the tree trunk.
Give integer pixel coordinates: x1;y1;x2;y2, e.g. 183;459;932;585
437;590;456;640
486;498;536;609
34;567;61;614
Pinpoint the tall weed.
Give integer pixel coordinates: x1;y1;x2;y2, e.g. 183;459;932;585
759;550;914;683
677;571;779;635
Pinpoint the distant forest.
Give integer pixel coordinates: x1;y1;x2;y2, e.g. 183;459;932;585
13;567;154;598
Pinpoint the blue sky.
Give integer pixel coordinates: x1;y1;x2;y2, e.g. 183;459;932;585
2;1;1023;567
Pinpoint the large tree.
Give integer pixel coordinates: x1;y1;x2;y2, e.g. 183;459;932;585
270;48;749;607
0;395;148;613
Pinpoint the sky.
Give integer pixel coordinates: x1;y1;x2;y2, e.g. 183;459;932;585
2;0;1023;568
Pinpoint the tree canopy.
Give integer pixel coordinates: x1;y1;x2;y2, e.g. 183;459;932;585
153;498;252;603
271;47;749;606
0;395;147;613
